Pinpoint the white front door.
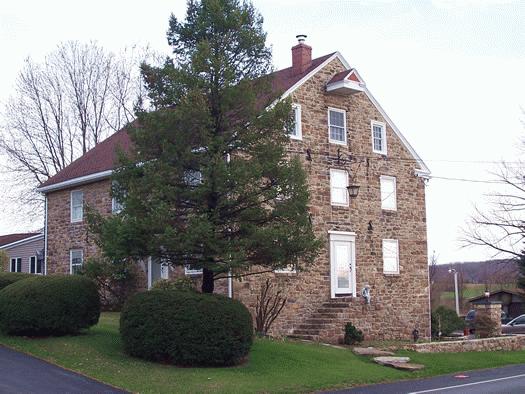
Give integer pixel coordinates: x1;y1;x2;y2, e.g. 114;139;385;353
329;231;356;298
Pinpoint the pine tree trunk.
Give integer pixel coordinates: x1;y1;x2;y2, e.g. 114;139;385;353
202;267;214;293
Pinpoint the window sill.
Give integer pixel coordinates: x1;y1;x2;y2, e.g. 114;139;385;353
329;139;347;146
289;135;303;141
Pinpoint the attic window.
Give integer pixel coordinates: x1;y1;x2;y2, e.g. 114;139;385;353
328;108;346;145
372;121;387;155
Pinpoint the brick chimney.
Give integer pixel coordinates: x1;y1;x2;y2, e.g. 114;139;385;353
292;34;312;75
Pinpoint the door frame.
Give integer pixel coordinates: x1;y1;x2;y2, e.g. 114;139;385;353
328;231;356;298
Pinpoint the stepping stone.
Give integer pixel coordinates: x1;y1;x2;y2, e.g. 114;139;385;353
373;356;410;366
389;362;425;371
353;347;395;356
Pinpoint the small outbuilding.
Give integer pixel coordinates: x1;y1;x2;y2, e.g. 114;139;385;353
0;233;44;274
469;290;525;320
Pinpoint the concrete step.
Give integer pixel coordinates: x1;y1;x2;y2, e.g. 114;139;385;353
317;308;346;314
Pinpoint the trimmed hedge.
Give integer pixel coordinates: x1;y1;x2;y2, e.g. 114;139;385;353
0;275;100;336
0;272;33;290
120;290;253;366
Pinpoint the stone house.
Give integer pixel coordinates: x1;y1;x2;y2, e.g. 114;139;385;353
0;233;44;274
37;38;431;343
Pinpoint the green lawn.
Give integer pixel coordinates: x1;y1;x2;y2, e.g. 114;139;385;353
1;313;525;393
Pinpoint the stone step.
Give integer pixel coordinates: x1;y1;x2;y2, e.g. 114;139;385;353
293;329;321;335
297;323;326;330
288;334;318;341
321;302;351;308
317;308;346;314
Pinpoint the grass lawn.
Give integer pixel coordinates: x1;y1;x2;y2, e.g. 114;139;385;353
1;313;525;393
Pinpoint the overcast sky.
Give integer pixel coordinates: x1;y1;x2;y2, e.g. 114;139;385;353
0;0;524;263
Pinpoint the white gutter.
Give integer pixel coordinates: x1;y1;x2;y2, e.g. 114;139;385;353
36;170;113;193
228;270;233;298
0;233;44;250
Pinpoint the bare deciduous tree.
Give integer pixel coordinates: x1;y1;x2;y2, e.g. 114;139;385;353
0;41;153;222
463;160;525;258
255;278;287;336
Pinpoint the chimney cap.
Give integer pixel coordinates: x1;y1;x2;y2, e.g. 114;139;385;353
296;34;307;44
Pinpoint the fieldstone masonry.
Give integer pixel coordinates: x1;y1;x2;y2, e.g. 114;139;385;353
45;56;430;343
474;301;502;338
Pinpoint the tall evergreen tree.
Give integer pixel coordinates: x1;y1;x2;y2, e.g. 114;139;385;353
89;0;320;293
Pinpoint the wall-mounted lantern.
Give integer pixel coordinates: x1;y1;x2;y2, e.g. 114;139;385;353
347;184;360;198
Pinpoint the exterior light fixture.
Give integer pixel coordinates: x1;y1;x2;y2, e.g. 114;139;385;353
347;184;360;198
484;290;490;299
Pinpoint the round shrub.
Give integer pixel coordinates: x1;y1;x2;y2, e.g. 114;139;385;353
0;275;100;336
120;290;253;366
0;272;33;290
150;277;196;292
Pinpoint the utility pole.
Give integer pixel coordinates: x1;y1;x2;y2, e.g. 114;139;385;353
449;268;460;315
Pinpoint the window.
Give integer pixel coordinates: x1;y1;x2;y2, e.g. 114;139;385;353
184;170;203;186
382;239;399;274
30;256;42;274
371;120;387;154
288;104;302;140
274;264;296;274
70;249;83;274
328;108;347;144
112;197;123;214
111;182;124;214
10;258;22;273
380;176;397;211
185;264;203;276
70;190;84;222
330;169;349;206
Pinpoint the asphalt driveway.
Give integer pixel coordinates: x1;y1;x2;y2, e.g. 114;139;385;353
0;346;127;393
327;363;525;394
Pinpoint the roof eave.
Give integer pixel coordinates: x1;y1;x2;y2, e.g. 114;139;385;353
37;170;113;194
0;233;44;250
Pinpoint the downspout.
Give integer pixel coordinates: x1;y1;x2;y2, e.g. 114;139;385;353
228;270;233;298
44;195;48;276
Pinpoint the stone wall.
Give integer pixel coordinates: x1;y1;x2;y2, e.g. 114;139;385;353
409;335;525;353
46;180;112;274
475;302;502;338
231;57;430;343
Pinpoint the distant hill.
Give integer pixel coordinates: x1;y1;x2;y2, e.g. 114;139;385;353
431;259;519;286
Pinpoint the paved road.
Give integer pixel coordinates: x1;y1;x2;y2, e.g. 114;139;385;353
0;346;127;393
327;363;525;394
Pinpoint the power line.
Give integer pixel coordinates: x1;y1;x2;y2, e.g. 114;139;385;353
430;176;506;184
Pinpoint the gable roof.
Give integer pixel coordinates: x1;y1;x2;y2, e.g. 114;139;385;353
0;233;41;248
37;51;429;193
468;289;525;303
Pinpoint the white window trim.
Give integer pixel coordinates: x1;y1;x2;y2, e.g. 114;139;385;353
69;249;83;274
371;120;387;155
329;231;356;298
380;175;397;211
382;239;400;275
10;257;22;273
289;103;302;140
274;264;297;274
330;168;349;207
328;107;347;145
70;190;84;223
112;196;123;214
30;255;39;274
184;265;203;276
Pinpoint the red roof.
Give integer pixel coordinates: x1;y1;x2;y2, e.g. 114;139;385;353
39;53;337;191
39;128;133;189
0;233;40;247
